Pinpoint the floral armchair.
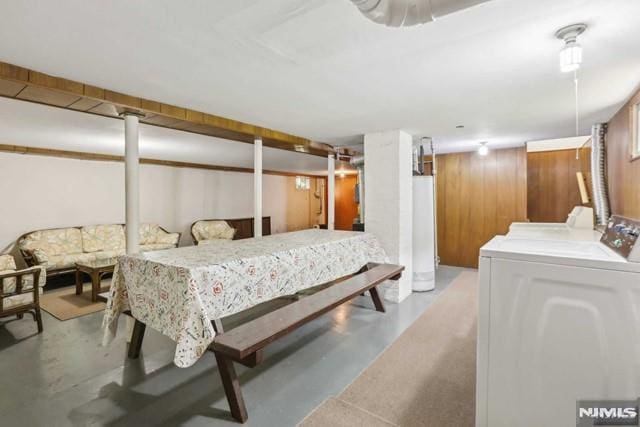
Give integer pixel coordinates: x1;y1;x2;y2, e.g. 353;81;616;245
191;220;237;245
0;254;46;332
190;217;271;245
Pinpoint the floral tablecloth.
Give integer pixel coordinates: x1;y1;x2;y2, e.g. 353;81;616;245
102;229;388;367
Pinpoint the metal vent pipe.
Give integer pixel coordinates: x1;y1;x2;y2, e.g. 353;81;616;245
350;155;365;223
350;0;491;27
590;123;611;226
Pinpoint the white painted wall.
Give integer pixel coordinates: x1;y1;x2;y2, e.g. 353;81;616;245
0;152;288;253
364;130;413;303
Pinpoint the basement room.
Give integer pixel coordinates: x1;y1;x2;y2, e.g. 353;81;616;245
1;1;639;426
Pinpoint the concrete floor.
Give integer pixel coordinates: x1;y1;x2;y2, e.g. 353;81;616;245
0;266;470;427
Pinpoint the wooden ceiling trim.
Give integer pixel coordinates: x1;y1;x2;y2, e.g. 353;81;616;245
28;70;84;95
0;61;335;157
0;143;324;178
0;79;26;97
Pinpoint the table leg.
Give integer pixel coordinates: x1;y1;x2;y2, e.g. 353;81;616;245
211;318;247;422
75;269;82;295
128;319;146;359
215;352;248;423
91;271;100;302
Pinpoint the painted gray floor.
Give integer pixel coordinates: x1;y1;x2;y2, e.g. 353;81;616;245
0;266;471;427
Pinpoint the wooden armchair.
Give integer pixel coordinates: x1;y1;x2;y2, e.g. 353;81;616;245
0;257;44;333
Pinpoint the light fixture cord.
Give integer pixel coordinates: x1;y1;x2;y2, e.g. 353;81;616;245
574;69;580;159
574;69;579;136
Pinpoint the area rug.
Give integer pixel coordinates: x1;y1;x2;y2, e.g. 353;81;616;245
299;271;478;427
40;283;107;321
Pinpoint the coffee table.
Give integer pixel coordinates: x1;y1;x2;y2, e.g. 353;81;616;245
75;258;117;302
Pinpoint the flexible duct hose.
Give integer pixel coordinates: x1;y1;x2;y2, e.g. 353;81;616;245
350;155;365;223
590;123;611;226
350;0;491;27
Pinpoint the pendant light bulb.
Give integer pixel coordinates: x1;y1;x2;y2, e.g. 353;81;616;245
555;24;587;73
478;142;489;156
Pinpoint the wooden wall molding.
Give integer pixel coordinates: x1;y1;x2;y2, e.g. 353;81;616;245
0;61;337;157
0;143;323;178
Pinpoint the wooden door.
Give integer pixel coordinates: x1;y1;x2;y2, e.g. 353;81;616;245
335;175;358;231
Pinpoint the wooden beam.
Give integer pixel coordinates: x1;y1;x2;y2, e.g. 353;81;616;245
0;61;335;157
0;143;323;178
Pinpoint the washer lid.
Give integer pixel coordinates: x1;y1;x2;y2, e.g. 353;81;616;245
506;227;601;242
480;236;640;273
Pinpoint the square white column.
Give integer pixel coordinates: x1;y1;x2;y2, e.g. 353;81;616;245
364;130;413;303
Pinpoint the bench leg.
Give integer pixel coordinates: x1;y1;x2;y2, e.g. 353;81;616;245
369;287;386;313
128;319;146;359
215;352;248;423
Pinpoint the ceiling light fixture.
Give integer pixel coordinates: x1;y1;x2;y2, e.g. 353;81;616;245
556;24;587;137
478;142;489;156
555;24;586;73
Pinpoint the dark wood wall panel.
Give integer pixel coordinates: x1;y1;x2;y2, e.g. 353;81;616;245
527;148;591;223
607;86;640;219
436;147;527;268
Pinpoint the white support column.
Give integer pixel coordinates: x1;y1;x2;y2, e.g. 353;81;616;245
364;130;413;303
124;113;140;255
254;136;263;238
327;154;335;230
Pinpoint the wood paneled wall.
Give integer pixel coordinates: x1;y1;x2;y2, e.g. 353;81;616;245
607;86;640;219
335;175;358;230
436;147;527;268
285;177;325;231
527;147;591;223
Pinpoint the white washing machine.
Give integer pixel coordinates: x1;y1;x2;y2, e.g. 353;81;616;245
476;216;640;427
508;206;600;241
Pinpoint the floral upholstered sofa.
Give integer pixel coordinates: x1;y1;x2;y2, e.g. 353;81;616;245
18;224;180;276
0;254;46;332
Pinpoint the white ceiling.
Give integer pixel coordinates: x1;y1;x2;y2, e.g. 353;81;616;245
0;0;639;154
0;97;351;175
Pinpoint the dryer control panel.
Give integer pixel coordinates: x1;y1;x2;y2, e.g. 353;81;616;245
601;215;640;262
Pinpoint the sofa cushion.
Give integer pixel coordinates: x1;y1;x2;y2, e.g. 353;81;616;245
35;252;97;270
1;269;46;293
0;254;17;271
138;223;179;246
155;231;180;246
198;239;233;247
141;243;176;252
139;223;159;245
82;225;125;253
20;228;83;257
2;289;43;310
93;250;126;262
192;221;236;243
0;254;46;294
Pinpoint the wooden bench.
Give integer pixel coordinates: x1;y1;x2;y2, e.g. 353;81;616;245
126;262;403;423
210;262;404;423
